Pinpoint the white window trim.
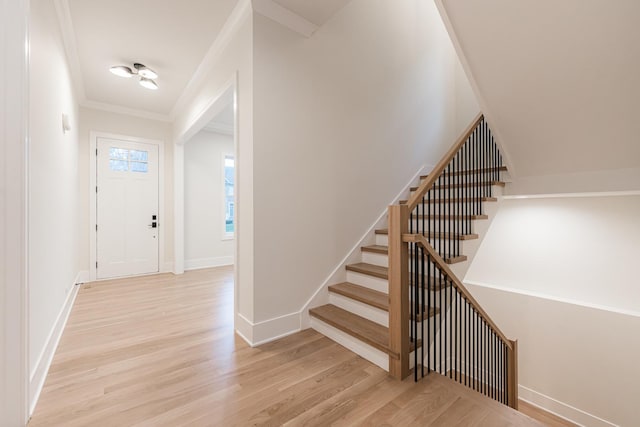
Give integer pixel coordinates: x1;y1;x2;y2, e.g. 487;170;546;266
89;132;166;281
222;153;235;240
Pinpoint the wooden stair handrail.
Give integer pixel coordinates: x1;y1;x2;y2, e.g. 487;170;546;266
406;112;484;211
402;233;513;350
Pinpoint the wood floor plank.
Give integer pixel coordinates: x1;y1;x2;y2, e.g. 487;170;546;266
29;266;551;426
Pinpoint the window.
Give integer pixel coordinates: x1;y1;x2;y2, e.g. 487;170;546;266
109;148;149;173
224;155;235;237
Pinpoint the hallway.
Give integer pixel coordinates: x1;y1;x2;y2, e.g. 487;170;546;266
29;267;547;426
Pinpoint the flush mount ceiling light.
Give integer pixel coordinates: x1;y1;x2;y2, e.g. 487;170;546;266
109;62;159;90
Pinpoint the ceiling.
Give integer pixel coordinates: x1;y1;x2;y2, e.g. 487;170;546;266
67;0;239;118
61;0;353;121
439;0;640;177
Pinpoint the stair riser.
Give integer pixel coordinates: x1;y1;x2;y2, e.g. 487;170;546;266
346;271;388;294
310;318;389;371
375;233;388;246
361;251;388;268
329;293;388;327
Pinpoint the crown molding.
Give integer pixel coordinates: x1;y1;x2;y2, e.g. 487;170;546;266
203;121;234;135
252;0;319;37
81;100;172;122
169;0;252;121
52;0;86;102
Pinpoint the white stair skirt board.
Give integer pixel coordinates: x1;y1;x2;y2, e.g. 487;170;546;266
375;234;388;246
184;256;233;271
310;317;389;371
346;271;388;294
361;251;388;268
300;164;432;329
329;293;388;327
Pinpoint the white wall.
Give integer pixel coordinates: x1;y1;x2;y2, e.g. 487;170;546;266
465;195;640;426
0;0;29;424
28;0;81;409
251;0;469;323
78;107;174;271
454;56;480;133
184;130;234;269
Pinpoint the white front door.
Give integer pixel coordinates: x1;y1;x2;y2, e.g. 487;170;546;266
96;138;159;279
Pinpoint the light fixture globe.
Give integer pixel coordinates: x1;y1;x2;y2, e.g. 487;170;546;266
139;77;158;90
109;65;133;78
110;62;159;89
134;63;158;80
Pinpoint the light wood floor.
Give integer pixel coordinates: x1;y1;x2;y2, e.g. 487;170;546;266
30;267;551;426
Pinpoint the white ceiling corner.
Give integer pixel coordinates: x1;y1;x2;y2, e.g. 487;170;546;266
61;0;240;120
252;0;319;37
169;0;251;121
269;0;353;27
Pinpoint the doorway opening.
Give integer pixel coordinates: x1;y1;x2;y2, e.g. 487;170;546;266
183;100;235;271
174;79;238;330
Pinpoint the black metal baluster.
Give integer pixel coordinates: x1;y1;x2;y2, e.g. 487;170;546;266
447;277;451;378
475;310;478;391
496;335;499;402
455;288;458;382
481;320;484;395
427;254;431;374
439;266;443;374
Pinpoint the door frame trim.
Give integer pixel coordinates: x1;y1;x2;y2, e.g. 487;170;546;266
1;0;30;423
89;132;166;281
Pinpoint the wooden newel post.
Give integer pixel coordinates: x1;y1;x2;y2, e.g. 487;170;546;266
507;339;519;409
388;204;409;379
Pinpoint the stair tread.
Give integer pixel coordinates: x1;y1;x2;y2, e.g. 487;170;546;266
310;304;395;357
399;197;497;205
361;245;389;254
371;232;478;241
328;282;445;313
346;262;388;279
420;166;507;179
310;304;421;359
329;282;389;311
357;245;467;265
424;197;497;203
346;261;464;284
411;214;488;220
411;181;505;191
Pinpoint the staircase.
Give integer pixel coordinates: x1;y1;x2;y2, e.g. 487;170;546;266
309;113;519;408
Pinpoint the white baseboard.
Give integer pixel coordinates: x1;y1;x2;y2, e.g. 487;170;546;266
75;270;90;284
235;312;301;347
184;256;233;271
29;272;81;415
519;385;617;427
